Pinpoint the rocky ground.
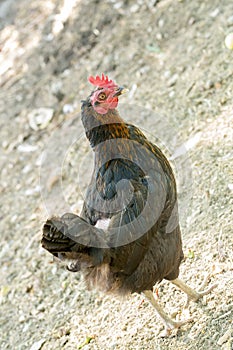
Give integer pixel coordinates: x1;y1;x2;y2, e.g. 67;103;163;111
0;0;232;349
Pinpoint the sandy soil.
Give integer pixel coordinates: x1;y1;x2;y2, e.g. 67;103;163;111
0;0;232;349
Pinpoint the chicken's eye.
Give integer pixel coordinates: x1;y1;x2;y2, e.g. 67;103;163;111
98;92;107;100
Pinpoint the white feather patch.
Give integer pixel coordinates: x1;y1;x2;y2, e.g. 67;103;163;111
95;218;111;230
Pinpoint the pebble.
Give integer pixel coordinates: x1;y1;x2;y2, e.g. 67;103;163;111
204;80;214;90
17;144;38;153
227;15;233;26
37;304;45;312
22;164;32;174
209;8;220;18
2;140;8;149
52;19;64;35
169;90;175;98
29;339;46;350
158;18;164;28
167;73;179;87
28;108;54;131
44;33;54;42
51;81;63;94
225;32;233;50
63;103;75;114
130;4;140;13
113;2;123;10
188;17;196;26
19;315;26;323
25;186;40;196
128;83;137;99
10;215;18;223
217;327;232;345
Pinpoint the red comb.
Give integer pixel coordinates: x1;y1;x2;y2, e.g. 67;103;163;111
88;73;117;88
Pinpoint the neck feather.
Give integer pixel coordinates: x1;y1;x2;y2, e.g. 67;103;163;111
81;101;129;148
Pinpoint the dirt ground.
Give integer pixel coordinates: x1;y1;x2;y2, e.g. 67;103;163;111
0;0;233;349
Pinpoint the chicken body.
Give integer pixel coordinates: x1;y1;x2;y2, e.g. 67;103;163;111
42;75;215;335
43;104;182;293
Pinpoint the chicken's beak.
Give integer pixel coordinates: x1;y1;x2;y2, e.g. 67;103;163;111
113;87;129;97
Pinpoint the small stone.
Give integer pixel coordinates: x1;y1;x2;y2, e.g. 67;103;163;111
25;186;40;196
188;17;196;25
227;15;233;26
2;140;8;149
28;108;54;131
204;80;214;90
158;19;164;28
10;215;18;223
167;74;179;87
113;2;123;10
37;304;45;312
130;4;139;13
19;315;26;323
44;33;54;42
209;8;220;18
22;164;32;174
202;295;207;305
156;32;163;40
17;144;38;153
93;28;100;36
51;81;63;95
225;32;233;50
169;90;175;98
217;327;232;345
63;104;74;114
29;339;46;350
52;19;64;35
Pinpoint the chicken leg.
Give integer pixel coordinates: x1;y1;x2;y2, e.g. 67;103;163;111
143;290;193;337
170;276;217;307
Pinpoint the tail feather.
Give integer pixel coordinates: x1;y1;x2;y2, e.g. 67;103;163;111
41;213;106;271
42;216;79;253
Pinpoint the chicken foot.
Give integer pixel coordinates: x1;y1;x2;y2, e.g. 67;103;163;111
170;276;217;307
143;290;193;337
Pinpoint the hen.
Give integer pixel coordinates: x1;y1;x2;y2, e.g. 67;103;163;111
42;74;215;336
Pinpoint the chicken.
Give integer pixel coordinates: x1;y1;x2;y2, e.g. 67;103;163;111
42;74;216;336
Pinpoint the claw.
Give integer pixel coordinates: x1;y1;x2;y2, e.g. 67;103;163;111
159;317;194;337
143;290;194;337
171;276;217;308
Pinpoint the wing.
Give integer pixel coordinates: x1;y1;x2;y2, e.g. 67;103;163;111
81;155;168;275
42;129;177;278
